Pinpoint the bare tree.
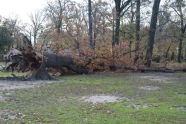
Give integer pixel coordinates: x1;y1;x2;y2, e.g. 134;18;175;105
46;0;71;35
145;0;161;67
30;11;45;47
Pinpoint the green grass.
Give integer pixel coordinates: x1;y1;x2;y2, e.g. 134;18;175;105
0;71;26;77
0;72;185;124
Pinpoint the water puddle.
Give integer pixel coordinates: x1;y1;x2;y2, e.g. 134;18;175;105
0;96;6;102
177;93;186;97
138;86;160;90
126;104;151;109
175;106;186;111
81;95;127;104
140;76;176;83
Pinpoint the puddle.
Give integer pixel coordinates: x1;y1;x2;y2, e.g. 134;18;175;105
81;95;126;104
0;110;25;120
177;93;186;97
138;86;160;90
140;76;176;83
126;104;151;109
175;106;186;111
0;96;6;101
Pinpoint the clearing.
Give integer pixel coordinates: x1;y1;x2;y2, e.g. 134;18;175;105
0;72;185;124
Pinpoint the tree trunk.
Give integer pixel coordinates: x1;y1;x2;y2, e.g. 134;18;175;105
114;7;121;46
145;0;161;67
178;38;183;63
88;0;93;49
134;0;141;64
177;1;184;63
33;33;37;47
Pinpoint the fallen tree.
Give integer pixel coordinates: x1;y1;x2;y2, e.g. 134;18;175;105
109;64;186;73
2;35;186;81
4;36;88;80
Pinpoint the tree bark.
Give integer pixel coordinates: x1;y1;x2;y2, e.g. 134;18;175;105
134;0;141;64
88;0;94;49
177;1;185;63
114;1;121;46
145;0;161;67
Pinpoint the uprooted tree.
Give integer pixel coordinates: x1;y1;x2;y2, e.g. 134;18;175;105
4;36;88;80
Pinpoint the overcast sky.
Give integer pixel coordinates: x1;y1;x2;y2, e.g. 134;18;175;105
0;0;167;24
0;0;48;23
0;0;82;24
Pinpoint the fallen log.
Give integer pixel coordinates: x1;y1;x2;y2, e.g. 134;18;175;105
109;64;186;73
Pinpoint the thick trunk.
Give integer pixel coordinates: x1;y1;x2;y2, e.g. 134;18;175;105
145;0;161;67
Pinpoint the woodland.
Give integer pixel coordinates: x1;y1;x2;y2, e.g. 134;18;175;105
0;0;186;123
0;0;186;79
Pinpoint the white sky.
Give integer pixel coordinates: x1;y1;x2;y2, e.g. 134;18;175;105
0;0;48;24
0;0;167;25
0;0;86;24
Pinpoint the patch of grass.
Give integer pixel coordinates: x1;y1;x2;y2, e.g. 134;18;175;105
0;72;185;123
0;71;26;77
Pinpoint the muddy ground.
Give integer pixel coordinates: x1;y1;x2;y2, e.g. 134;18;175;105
0;72;185;123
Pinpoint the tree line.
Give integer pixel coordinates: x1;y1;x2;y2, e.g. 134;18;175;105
0;0;186;67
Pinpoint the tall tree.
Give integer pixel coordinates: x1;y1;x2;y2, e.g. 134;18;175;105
46;0;70;35
145;0;161;67
175;0;186;63
30;11;44;47
113;0;131;46
88;0;94;49
134;0;141;64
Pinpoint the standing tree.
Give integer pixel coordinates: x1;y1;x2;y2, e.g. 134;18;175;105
145;0;161;67
30;11;45;47
113;0;131;46
134;0;141;64
173;0;186;63
46;0;71;35
88;0;94;49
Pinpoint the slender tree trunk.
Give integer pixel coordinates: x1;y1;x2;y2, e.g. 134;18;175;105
113;1;121;47
177;2;184;63
134;0;141;64
178;34;183;62
33;33;37;47
93;10;97;49
112;9;115;47
129;41;132;58
145;0;161;67
88;0;93;49
114;9;121;46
